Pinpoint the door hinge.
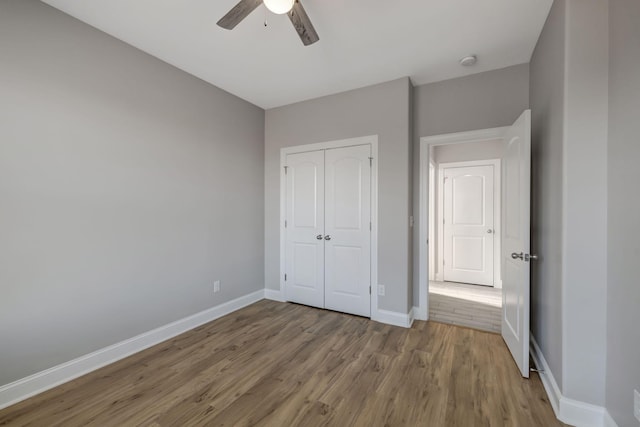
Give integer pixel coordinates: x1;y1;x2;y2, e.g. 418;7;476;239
369;286;371;294
284;274;287;281
369;157;373;167
369;222;372;231
284;166;288;174
285;219;287;228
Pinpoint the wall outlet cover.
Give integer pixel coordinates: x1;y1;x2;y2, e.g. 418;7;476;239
377;285;385;296
634;389;640;422
213;280;221;293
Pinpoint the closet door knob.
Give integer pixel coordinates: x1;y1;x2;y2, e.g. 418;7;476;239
324;235;331;241
316;234;323;240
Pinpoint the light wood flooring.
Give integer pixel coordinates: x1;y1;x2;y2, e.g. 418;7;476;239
429;281;502;333
0;300;562;427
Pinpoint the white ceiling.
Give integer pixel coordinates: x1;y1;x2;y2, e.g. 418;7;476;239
40;0;552;109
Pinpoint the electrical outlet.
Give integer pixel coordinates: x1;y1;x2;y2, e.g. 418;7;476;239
213;280;221;293
377;285;385;296
634;389;640;422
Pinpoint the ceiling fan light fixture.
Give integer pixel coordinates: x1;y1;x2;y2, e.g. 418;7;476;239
263;0;295;14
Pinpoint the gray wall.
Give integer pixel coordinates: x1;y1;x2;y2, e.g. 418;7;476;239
413;64;530;303
0;0;265;386
264;78;413;314
562;0;608;405
606;0;640;425
414;64;530;139
530;0;609;407
432;139;504;164
529;0;566;392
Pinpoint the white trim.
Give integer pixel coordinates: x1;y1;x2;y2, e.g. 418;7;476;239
264;288;285;302
0;290;265;411
436;162;445;281
436;159;502;289
530;335;617;427
413;305;428;321
374;309;414;328
421;127;509;146
603;412;619;427
418;127;508;319
418;142;431;317
279;136;379;321
428;162;436;282
530;335;563;419
280;135;377;155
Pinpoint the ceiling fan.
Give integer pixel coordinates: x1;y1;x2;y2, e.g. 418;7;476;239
217;0;319;46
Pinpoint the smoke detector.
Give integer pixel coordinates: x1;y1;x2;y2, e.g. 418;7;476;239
459;55;477;66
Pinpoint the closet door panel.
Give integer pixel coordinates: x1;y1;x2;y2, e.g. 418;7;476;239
284;150;325;309
324;145;371;317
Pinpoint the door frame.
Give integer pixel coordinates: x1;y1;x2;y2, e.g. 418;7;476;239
417;127;508;320
437;159;502;288
279;135;379;320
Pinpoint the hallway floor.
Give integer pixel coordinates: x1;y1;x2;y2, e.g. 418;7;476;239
429;281;502;333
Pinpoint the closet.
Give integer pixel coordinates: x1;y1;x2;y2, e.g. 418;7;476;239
284;144;372;317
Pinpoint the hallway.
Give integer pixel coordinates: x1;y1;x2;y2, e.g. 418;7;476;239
429;281;502;333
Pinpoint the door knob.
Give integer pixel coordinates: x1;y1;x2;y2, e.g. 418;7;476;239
324;235;331;241
525;254;539;261
511;252;524;260
487;229;493;234
316;234;323;240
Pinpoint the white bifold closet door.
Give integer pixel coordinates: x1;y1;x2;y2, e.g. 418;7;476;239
285;150;326;309
285;145;371;318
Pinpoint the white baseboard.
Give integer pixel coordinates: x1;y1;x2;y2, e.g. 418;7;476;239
530;335;561;415
530;335;618;427
373;309;414;328
602;411;619;427
264;288;285;302
412;305;428;321
0;289;265;411
266;288;415;329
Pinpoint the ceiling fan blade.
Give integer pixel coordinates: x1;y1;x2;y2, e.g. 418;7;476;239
288;0;319;46
217;0;263;30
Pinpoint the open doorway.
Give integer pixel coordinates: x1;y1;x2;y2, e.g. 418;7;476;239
428;140;503;333
418;111;533;377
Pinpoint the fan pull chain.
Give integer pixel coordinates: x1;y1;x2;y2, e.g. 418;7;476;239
264;7;268;27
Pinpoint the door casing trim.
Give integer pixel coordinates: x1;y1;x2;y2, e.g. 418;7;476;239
417;127;508;320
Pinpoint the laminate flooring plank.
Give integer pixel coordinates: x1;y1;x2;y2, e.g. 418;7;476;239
0;300;564;427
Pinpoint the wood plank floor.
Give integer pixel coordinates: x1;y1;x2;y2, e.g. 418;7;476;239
0;300;563;427
429;281;502;333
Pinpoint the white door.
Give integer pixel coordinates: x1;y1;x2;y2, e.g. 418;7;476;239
443;164;495;286
324;145;371;317
284;145;372;317
285;150;325;309
501;110;532;378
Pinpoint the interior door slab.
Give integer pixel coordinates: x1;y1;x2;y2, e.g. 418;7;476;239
324;145;371;317
501;110;532;378
285;150;325;309
443;164;495;286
